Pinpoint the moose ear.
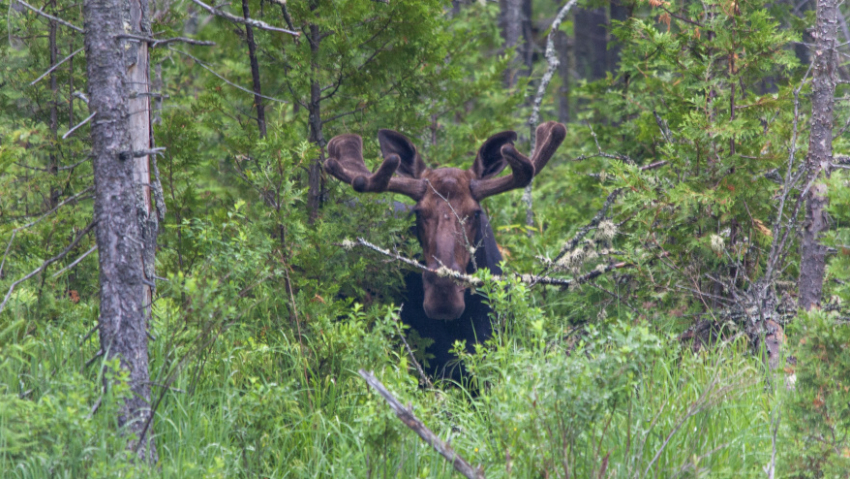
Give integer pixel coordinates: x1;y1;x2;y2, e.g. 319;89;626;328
471;131;517;179
378;129;426;179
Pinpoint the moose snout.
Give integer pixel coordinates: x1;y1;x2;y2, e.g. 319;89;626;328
422;272;466;320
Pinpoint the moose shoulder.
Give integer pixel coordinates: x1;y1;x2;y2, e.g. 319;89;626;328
326;122;566;379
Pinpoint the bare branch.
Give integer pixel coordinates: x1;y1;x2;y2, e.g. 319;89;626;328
544;188;622;276
393;305;433;389
350;237;627;289
73;91;89;104
189;0;300;36
641;160;668;171
62;111;97;140
358;370;485;479
527;0;579;133
132;147;166;158
0;186;93;278
30;47;83;86
0;221;96;315
15;0;83;33
116;33;216;48
150;146;167;222
522;0;580;225
51;245;97;279
168;47;290;104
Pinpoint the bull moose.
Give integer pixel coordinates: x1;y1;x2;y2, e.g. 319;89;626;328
325;122;566;380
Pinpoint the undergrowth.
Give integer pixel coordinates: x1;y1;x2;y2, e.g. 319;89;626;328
1;276;791;479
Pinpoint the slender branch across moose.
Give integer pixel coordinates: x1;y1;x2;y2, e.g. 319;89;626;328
325;121;566;379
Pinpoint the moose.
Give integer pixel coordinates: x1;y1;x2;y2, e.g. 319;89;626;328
326;122;566;380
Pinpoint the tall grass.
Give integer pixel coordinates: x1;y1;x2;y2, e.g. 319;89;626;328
0;282;785;479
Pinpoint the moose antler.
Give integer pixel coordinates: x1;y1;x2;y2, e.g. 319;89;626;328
325;134;426;199
470;121;566;200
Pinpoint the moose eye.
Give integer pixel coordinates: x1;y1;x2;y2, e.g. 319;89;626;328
473;210;482;220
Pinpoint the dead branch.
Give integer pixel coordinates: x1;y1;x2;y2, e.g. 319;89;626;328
1;186;93;278
0;221;96;315
349;237;627;289
132;147;166;157
541;188;622;279
150;146;167;222
641;160;669;171
358;369;485;479
116;33;216;48
72;91;89;104
62;111;96;140
522;0;580;225
394;305;434;389
168;47;289;104
30;47;83;86
15;0;83;33
51;245;97;278
189;0;300;36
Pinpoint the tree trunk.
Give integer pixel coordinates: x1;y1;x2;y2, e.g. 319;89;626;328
608;0;629;73
799;0;839;311
307;21;325;222
574;6;607;81
84;0;157;462
521;0;533;76
242;0;266;137
499;0;532;87
554;28;570;123
48;0;60;209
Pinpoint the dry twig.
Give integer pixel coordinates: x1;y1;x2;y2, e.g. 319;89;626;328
358;370;485;479
1;221;96;315
349;237;628;290
189;0;300;36
522;0;580;226
15;0;83;32
30;47;83;86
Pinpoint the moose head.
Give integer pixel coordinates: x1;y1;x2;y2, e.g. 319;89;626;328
326;122;566;320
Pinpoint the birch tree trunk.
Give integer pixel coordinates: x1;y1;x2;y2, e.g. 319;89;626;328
84;0;158;462
799;0;839;311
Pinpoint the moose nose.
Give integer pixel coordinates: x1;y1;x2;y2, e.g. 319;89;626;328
422;272;466;320
424;299;465;321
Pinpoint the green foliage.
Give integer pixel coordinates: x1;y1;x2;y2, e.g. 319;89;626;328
781;310;850;477
2;0;848;477
781;173;850;477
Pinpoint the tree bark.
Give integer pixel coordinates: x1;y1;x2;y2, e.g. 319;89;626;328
799;0;839;311
242;0;266;137
499;0;532;87
574;6;607;81
48;0;60;209
84;0;157;462
608;0;629;73
307;20;325;222
554;28;570;123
